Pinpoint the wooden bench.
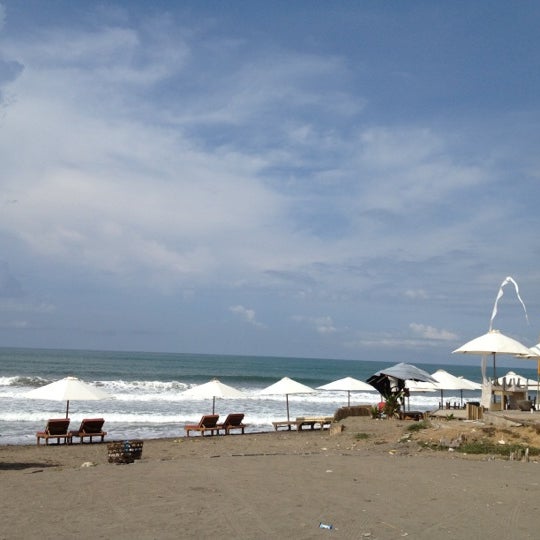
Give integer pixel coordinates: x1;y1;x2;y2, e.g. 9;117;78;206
36;418;72;445
272;420;299;431
296;416;334;431
272;417;334;431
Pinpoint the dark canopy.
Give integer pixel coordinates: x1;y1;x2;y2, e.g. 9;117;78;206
366;362;437;397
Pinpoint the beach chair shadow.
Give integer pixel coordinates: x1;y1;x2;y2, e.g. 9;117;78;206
69;418;107;443
217;413;247;435
36;418;71;445
184;414;220;436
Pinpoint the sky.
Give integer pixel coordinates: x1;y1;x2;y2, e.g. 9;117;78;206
1;1;540;365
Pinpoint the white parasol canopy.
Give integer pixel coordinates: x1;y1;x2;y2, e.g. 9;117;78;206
25;376;110;418
452;329;532;381
405;379;438;392
317;376;375;406
430;369;481;405
520;343;540;399
495;370;538;389
260;377;315;421
181;378;245;414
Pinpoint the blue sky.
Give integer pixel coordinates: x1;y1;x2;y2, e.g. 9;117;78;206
1;1;539;365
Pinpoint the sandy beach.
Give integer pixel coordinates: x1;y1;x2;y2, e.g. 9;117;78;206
1;416;540;539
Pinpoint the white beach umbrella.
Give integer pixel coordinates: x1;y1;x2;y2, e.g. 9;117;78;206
405;379;438;393
430;369;481;406
259;377;316;421
25;376;110;418
181;378;245;414
526;343;540;358
452;329;532;381
317;376;375;406
521;343;540;399
495;371;538;389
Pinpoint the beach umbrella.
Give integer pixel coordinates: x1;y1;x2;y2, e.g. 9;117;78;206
430;369;481;406
495;371;538;389
366;363;437;397
405;380;438;392
181;378;245;414
25;376;110;418
259;377;316;421
452;329;532;381
521;343;540;400
317;376;375;406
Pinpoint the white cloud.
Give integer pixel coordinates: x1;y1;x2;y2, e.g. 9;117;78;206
0;4;538;358
293;315;338;335
404;289;428;300
229;305;264;327
314;316;337;335
409;323;458;341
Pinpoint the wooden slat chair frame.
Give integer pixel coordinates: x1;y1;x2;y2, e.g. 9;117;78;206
36;418;72;445
69;418;107;443
185;414;220;437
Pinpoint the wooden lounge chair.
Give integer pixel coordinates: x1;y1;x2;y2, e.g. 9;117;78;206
69;418;107;443
36;418;72;445
184;414;220;437
217;413;247;435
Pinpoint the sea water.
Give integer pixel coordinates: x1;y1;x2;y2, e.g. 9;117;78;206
0;347;535;445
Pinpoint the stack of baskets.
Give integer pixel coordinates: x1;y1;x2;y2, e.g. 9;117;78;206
107;440;144;464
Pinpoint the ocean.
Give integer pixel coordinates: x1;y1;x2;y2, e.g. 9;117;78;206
1;347;537;445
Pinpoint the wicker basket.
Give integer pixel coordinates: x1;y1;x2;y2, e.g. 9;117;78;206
107;440;144;464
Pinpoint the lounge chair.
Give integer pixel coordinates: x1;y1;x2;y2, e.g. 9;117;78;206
184;414;220;437
69;418;107;443
217;413;247;435
36;418;72;445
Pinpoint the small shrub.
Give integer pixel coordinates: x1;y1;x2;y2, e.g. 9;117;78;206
355;432;370;440
382;392;403;418
423;439;540;457
458;441;540;457
407;420;430;432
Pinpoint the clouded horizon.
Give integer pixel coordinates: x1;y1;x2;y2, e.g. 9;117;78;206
1;1;539;365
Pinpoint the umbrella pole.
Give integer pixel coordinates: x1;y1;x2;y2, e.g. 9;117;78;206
212;396;216;415
286;394;290;422
347;390;351;407
66;400;70;419
537;360;539;411
492;352;497;405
